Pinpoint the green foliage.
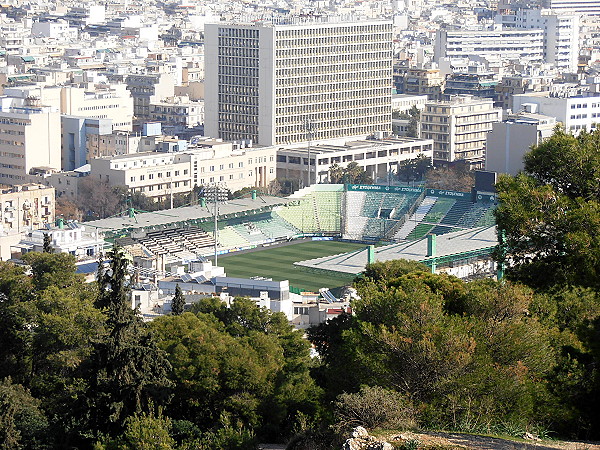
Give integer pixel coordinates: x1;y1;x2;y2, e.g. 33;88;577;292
0;378;49;449
334;385;416;431
397;154;430;183
88;245;172;436
152;298;322;442
495;127;600;289
42;234;52;254
311;261;566;435
170;285;185;315
328;162;373;184
22;252;83;292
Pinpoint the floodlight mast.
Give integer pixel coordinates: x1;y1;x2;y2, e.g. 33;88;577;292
206;182;227;267
304;119;316;187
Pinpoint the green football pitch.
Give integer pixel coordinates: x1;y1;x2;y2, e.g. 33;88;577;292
216;240;367;292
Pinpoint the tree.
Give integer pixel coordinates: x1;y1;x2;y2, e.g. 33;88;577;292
0;378;49;449
425;161;474;191
310;260;562;432
77;178;125;220
55;197;83;222
495;127;600;289
171;285;185;315
328;162;373;184
405;105;420;138
22;252;82;292
88;245;172;437
397;154;431;183
42;234;52;254
328;163;344;184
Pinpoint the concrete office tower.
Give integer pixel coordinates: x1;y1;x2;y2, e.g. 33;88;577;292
204;19;393;147
0;97;61;184
421;95;501;169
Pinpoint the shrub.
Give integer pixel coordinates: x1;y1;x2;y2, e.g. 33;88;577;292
334;385;416;431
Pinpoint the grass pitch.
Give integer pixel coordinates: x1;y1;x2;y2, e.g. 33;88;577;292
217;240;366;292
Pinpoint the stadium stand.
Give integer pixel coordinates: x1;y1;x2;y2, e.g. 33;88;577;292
137;227;215;257
394;196;437;240
274;184;343;234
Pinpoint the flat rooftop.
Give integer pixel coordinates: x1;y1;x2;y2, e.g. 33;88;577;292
294;226;497;275
280;137;432;156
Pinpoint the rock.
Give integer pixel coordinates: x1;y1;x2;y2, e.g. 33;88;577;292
343;438;364;450
342;427;393;450
523;432;540;441
352;426;369;438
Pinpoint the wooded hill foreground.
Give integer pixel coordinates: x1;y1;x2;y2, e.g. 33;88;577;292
2;127;600;448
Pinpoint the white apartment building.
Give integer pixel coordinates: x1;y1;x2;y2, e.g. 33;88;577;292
513;91;600;134
421;95;502;168
276;137;433;185
90;139;277;200
548;0;600;15
0;96;61;184
434;29;545;69
31;20;78;40
125;73;176;119
204;19;393;147
149;96;204;131
486;112;557;176
503;9;580;73
0;183;55;260
61;84;134;131
0;183;54;235
392;94;428;113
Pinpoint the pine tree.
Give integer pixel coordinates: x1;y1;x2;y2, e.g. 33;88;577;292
42;233;52;253
87;244;172;437
171;284;185;315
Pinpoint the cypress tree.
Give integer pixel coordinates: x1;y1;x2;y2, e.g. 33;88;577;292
42;233;52;253
171;284;185;315
87;244;172;437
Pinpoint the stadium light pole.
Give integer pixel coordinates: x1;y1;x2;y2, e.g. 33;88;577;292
206;182;228;267
304;120;316;186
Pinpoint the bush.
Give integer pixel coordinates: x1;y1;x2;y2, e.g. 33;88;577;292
334;386;416;431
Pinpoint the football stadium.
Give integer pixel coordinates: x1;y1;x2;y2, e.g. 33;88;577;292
86;183;498;291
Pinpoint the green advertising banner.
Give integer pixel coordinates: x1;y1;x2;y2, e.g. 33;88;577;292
425;188;471;200
346;184;423;194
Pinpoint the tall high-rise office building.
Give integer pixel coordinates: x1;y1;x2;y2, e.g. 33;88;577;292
204;19;393;147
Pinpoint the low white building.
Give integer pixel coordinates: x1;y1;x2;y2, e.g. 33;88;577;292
90;138;278;200
14;220;105;260
276;136;434;185
512;91;600;134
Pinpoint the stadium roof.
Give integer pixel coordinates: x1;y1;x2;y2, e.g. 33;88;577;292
85;196;289;233
295;226;498;275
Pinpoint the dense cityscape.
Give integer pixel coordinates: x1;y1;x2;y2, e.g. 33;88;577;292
0;0;600;448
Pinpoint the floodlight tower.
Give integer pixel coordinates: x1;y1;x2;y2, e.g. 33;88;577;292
204;182;228;266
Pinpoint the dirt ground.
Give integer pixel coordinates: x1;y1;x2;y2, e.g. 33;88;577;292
388;431;600;450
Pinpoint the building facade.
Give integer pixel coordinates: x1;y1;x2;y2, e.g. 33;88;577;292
434;29;545;69
486;112;556;175
276;137;433;185
0;183;54;235
90;139;277;200
0;96;61;184
512;91;600;134
421;95;501;168
204;19;393;146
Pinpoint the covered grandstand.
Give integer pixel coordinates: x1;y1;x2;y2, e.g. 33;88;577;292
85;184;496;263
